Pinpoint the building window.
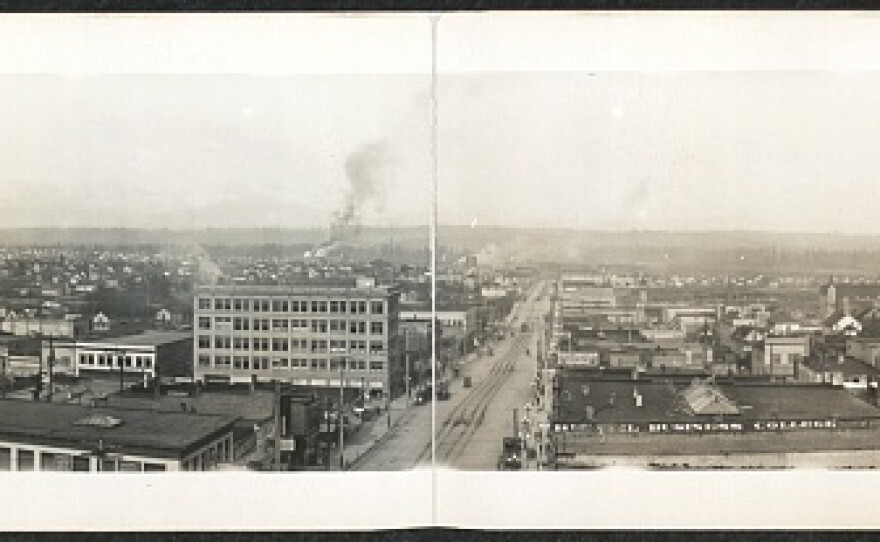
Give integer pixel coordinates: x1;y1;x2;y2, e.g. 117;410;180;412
198;317;211;330
17;449;34;471
272;358;289;369
198;354;211;367
371;322;384;335
233;298;250;311
198;298;212;310
233;337;250;350
369;361;385;371
135;356;143;368
371;301;384;315
272;319;289;332
214;336;231;349
144;463;166;472
40;452;71;471
369;341;384;354
358;301;367;314
0;447;11;471
272;338;289;352
254;319;270;332
124;356;132;367
233;317;250;331
119;461;142;472
271;300;288;313
329;319;345;333
73;456;90;472
311;320;328;334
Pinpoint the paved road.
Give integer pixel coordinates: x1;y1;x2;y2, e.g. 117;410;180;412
451;283;552;469
350;280;550;471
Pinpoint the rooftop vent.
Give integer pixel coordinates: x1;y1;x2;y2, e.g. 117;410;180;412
74;414;123;428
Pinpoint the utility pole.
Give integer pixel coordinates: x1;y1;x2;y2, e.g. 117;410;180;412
405;350;411;407
153;362;161;402
46;336;54;403
338;359;345;471
273;379;282;471
513;408;518;439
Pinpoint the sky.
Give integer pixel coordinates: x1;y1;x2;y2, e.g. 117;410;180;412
2;15;880;234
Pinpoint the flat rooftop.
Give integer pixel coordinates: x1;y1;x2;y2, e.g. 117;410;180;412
197;283;395;296
555;374;880;425
0;399;238;457
70;330;192;347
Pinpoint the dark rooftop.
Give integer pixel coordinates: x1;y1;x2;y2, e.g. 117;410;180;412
555;373;880;425
0;400;238;458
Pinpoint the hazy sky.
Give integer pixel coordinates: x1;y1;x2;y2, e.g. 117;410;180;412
3;16;880;234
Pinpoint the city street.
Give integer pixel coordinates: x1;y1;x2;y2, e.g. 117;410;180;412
350;280;550;471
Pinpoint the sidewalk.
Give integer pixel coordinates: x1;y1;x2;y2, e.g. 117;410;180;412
329;395;414;470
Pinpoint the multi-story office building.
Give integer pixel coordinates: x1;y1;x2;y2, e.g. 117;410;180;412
193;281;400;398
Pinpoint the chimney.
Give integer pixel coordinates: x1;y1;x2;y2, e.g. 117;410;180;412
838;353;845;365
585;405;595;420
635;394;643;408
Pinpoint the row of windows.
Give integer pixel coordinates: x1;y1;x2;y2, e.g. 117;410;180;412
0;448;164;472
199;298;384;315
78;353;153;369
198;355;385;371
198;336;384;353
198;317;385;335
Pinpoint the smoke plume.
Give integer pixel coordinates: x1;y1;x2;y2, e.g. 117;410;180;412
309;142;389;258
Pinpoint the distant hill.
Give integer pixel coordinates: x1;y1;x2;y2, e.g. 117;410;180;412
3;226;880;273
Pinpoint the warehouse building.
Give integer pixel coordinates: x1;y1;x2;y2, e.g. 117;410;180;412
42;330;193;380
0;400;238;471
549;368;880;468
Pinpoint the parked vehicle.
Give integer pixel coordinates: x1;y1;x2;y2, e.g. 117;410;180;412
497;437;523;470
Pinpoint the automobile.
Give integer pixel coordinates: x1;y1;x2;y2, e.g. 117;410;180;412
497;437;523;470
